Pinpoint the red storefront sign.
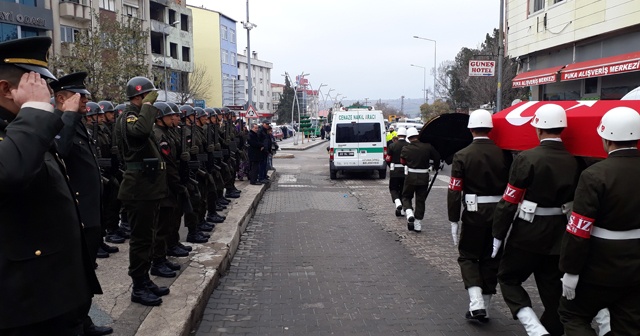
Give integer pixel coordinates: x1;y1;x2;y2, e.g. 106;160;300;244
511;66;564;88
561;51;640;81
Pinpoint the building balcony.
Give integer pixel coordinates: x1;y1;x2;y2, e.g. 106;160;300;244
59;0;91;22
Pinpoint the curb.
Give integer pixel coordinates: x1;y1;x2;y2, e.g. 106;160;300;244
279;139;327;151
134;172;275;336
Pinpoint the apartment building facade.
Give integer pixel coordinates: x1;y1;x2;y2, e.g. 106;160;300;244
508;0;640;101
238;51;273;115
0;0;53;41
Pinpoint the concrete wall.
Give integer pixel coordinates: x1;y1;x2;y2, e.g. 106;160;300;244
191;6;221;107
507;0;640;58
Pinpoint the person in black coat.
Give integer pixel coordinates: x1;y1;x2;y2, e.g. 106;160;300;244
0;37;102;335
52;73;115;335
247;123;264;184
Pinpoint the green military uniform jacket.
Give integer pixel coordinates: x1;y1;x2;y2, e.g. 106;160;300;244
560;148;640;287
115;103;167;200
400;141;441;185
387;138;409;178
447;138;511;226
493;140;581;255
153;125;183;208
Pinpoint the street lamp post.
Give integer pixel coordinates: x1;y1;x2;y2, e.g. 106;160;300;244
413;36;437;103
163;20;180;101
242;0;257;115
410;64;427;104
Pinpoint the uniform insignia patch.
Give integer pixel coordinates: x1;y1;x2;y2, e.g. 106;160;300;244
0;137;3;141
126;116;138;123
449;177;463;191
566;212;595;239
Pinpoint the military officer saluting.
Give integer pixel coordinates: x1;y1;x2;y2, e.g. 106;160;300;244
492;104;581;336
447;109;511;322
385;127;408;218
400;127;441;232
0;37;102;334
114;76;169;306
558;107;640;336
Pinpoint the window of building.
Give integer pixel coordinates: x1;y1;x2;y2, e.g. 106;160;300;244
19;0;37;6
530;0;544;13
552;0;565;4
150;32;162;54
181;46;190;62
260;90;264;96
229;29;235;43
180;14;188;31
259;103;264;109
168;10;176;24
584;77;598;95
267;103;270;109
230;52;236;66
21;27;39;38
124;4;138;18
60;25;79;43
149;2;164;22
0;23;17;42
170;43;178;59
99;0;116;11
221;26;228;40
222;50;228;64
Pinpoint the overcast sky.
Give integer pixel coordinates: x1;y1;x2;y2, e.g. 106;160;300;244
186;0;501;102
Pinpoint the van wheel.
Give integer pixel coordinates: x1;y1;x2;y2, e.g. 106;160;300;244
378;169;386;179
330;170;337;180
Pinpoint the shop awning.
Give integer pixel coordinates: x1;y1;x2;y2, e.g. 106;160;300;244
491;100;640;158
561;51;640;81
511;66;564;88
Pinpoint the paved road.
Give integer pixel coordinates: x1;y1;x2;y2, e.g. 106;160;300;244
195;145;532;335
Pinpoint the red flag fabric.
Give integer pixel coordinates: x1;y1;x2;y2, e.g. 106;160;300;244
491;100;640;158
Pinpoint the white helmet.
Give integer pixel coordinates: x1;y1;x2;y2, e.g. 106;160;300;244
389;126;395;131
397;127;407;137
467;109;493;128
406;127;419;139
530;103;567;129
597;107;640;141
621;87;640;100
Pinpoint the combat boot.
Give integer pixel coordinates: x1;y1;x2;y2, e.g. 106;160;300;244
225;191;240;199
206;213;225;223
96;247;109;258
187;231;208;243
413;219;422;232
143;274;170;297
166;245;189;257
151;259;176;278
198;222;214;232
131;277;162;306
163;259;181;271
465;287;487;321
101;242;119;254
517;307;550;336
178;242;193;252
105;232;125;244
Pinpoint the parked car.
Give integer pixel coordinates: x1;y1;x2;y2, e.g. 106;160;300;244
281;124;296;138
272;127;284;141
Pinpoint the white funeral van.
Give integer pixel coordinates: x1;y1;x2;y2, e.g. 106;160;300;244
329;107;387;180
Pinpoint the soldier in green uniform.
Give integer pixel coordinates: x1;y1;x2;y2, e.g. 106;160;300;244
150;102;190;278
558;107;640;336
114;76;169;307
492;104;580;336
204;107;228;223
209;108;232;210
400;127;441;233
447;109;511;322
385;127;409;220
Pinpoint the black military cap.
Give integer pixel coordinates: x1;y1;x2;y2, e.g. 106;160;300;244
50;72;90;95
0;36;56;80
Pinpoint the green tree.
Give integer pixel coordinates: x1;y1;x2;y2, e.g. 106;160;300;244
51;11;150;103
420;99;451;122
275;76;299;123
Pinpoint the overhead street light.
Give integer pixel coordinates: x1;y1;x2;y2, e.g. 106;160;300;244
413;36;437;103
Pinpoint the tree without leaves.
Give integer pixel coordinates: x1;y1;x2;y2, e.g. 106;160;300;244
420;99;451;122
374;100;400;118
174;63;212;105
50;11;150;103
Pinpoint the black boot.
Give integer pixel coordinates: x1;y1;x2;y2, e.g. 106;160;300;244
101;242;119;254
105;233;125;244
206;213;225;224
218;198;230;206
151;259;177;278
216;204;226;211
131;277;162;306
84;323;113;336
177;242;193;252
187;231;208;243
143;274;170;297
167;245;189;257
96;247;109;259
225;191;240;199
198;222;214;232
164;259;181;271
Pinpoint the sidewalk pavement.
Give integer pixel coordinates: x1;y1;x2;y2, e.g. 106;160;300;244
89;172;274;336
278;138;327;151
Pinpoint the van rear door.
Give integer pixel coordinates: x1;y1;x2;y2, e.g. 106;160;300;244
356;113;384;168
334;119;359;168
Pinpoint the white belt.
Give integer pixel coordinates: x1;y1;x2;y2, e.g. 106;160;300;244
477;196;501;204
407;168;429;173
393;164;405;169
591;226;640;240
534;207;564;216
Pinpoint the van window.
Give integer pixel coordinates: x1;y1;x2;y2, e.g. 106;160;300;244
336;123;381;143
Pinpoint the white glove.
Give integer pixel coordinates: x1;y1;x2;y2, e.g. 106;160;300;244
561;273;579;300
491;238;502;258
450;222;459;246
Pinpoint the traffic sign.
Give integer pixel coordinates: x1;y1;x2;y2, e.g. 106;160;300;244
194;99;206;108
246;104;258;118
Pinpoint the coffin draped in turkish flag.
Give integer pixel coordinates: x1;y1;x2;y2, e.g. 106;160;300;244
491;100;640;158
419;113;473;164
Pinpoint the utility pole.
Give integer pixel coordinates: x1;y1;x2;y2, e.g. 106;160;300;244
242;0;256;113
497;0;505;112
400;96;405;114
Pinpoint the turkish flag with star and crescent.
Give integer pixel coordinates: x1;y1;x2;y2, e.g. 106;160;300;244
490;100;640;158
